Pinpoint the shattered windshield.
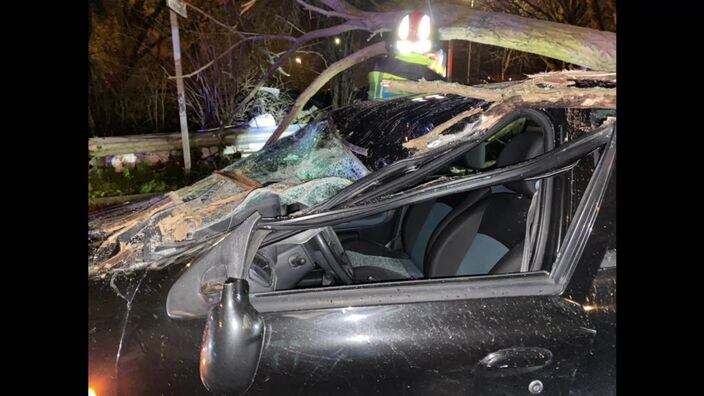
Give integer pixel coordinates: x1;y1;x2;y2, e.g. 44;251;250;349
89;120;368;276
89;96;489;277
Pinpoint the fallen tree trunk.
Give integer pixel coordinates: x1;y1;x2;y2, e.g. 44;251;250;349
310;0;616;71
437;12;615;71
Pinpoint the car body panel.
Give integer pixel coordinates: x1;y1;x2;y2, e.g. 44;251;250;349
89;266;598;395
250;295;594;395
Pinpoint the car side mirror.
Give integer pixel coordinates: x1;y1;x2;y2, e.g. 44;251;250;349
196;212;269;395
200;278;264;395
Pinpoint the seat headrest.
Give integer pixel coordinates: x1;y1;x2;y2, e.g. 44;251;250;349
496;132;544;197
462;141;486;170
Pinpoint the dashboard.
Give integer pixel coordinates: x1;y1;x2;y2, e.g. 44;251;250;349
248;227;354;293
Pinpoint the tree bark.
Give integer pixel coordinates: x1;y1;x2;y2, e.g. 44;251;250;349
437;10;615;71
384;71;615;105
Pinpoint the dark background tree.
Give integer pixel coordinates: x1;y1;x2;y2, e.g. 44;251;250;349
89;0;174;136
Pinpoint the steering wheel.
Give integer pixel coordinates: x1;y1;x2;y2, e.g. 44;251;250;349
313;228;355;284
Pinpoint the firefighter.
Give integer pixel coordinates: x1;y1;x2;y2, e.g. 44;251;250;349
368;10;446;100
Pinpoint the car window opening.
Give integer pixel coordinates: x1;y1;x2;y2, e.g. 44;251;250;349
338;117;547;282
248;116;557;293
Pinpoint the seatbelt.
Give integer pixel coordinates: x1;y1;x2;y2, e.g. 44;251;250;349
521;180;542;272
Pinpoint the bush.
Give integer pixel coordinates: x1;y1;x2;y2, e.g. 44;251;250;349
89;153;241;199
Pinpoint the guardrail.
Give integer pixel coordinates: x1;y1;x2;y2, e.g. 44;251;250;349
88;124;305;158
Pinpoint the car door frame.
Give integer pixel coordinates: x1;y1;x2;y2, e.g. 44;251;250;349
237;123;616;394
249;120;615;311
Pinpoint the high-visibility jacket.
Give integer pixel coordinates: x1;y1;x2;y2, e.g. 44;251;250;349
368;51;446;100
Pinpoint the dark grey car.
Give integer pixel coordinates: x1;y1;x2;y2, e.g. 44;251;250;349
89;94;616;396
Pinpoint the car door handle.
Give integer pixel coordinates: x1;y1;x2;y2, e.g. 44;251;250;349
474;347;553;378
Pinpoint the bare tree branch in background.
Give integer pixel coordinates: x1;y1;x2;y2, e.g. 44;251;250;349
265;41;388;146
296;0;360;19
169;34;296;79
231;22;361;118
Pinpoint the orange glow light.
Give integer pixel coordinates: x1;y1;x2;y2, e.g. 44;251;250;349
88;388;97;396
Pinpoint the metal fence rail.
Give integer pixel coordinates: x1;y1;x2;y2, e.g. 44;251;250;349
89;124;305;158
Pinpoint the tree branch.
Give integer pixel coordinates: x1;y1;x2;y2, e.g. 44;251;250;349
168;2;305;80
404;107;484;151
232;22;360;116
265;41;387;147
317;0;367;17
385;71;616;151
185;1;239;32
384;72;615;106
168;34;296;80
183;1;273;36
382;79;503;102
296;0;360;19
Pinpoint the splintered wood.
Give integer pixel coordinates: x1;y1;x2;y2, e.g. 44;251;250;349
403;108;484;151
214;170;263;189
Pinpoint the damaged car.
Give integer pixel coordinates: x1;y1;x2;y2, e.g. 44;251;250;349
88;72;616;396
